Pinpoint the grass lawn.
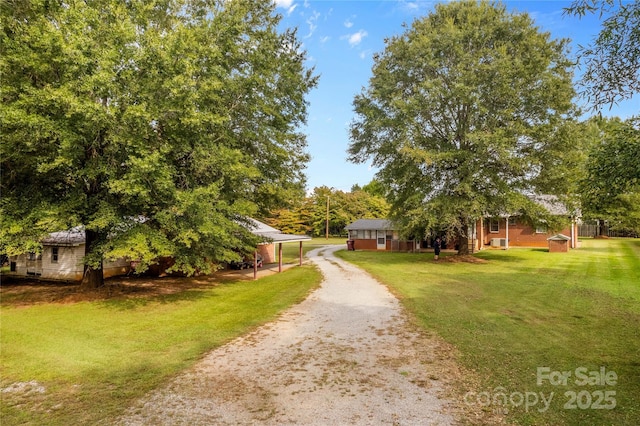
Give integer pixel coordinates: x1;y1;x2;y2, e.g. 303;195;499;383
278;236;346;264
0;265;322;425
336;238;640;425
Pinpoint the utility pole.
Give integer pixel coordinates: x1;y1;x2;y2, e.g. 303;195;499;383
325;195;329;240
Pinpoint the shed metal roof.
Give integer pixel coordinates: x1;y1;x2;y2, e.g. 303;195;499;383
246;217;311;244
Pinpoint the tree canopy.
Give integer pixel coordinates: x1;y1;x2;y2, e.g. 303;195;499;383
580;117;640;233
348;0;581;254
265;185;390;238
0;0;317;287
564;0;640;110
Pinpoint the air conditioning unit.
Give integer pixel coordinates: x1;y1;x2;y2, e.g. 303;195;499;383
491;238;507;247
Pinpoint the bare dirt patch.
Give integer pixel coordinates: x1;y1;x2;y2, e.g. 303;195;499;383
0;275;224;307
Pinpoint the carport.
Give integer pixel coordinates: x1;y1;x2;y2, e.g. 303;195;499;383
247;218;312;280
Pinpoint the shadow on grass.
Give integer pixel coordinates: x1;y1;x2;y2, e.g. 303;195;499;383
97;287;220;310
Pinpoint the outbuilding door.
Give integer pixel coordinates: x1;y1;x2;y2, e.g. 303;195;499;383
26;253;42;276
376;230;386;250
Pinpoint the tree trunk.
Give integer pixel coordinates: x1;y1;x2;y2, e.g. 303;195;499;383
457;218;470;256
597;219;606;237
80;229;104;289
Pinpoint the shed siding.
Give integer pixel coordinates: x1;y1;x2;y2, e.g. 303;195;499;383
8;245;130;282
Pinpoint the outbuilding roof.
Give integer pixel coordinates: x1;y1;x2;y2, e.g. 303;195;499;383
41;227;86;246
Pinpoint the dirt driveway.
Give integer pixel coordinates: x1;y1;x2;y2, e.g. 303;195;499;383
117;245;464;425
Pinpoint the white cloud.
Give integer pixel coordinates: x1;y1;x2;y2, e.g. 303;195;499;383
305;10;321;38
344;19;353;28
274;0;294;9
274;0;297;15
320;36;330;44
345;30;368;47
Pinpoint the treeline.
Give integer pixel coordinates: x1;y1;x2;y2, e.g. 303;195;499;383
263;182;390;237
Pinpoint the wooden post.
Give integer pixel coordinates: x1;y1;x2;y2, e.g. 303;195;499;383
253;249;258;280
278;243;283;272
299;241;303;266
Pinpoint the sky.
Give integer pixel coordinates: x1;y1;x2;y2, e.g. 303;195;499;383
273;0;639;193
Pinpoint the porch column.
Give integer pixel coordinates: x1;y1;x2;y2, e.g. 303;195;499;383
479;217;484;251
278;242;283;272
505;216;510;250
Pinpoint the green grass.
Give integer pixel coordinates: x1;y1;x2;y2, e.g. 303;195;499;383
0;265;322;425
336;238;640;425
278;236;347;264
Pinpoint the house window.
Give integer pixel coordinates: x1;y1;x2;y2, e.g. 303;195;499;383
536;224;547;234
490;219;499;233
27;252;40;261
508;217;517;226
52;247;59;263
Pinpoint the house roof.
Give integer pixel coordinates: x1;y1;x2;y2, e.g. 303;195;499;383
492;194;581;218
345;219;396;231
531;195;571;216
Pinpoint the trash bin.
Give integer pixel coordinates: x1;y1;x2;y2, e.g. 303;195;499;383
346;240;355;251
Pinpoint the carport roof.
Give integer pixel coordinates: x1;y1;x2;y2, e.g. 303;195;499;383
247;218;311;244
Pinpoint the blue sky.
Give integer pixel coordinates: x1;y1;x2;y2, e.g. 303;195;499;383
273;0;639;193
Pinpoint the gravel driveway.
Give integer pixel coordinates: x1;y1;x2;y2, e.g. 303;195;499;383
117;245;462;425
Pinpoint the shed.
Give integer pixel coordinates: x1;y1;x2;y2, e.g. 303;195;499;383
547;234;571;253
6;227;130;281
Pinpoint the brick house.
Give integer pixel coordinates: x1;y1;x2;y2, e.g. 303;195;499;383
476;195;580;250
346;195;580;252
345;219;419;251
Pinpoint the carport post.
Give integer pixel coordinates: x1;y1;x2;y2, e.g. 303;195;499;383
253;249;258;280
299;241;303;266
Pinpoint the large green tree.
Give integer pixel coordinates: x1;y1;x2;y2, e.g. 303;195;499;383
0;0;317;287
580;117;640;233
564;0;640;110
348;0;581;254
